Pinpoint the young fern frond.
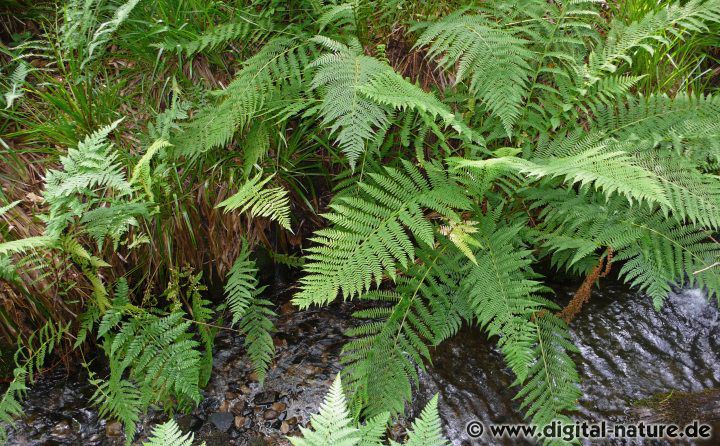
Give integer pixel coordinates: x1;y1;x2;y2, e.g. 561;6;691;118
237;286;276;385
295;161;471;308
141;419;204;446
290;375;448;446
217;173;292;230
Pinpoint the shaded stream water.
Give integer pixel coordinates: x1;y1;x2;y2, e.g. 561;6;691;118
4;283;719;445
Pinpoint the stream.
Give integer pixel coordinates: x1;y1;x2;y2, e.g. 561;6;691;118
4;282;719;445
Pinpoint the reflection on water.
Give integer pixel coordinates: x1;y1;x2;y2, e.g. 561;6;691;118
415;284;720;445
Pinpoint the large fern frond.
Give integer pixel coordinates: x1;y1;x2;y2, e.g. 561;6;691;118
295;161;471;308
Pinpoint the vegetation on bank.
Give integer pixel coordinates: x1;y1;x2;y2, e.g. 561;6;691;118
0;0;719;444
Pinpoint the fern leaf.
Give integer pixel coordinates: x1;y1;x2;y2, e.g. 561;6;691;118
415;12;533;136
238;286;276;384
217;173;291;230
141;419;202;446
295;161;471;308
290;375;361;446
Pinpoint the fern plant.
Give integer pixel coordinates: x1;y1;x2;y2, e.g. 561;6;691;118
290;374;448;446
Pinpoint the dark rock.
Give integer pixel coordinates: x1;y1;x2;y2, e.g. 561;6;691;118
175;414;202;432
208;412;234;432
254;391;278;406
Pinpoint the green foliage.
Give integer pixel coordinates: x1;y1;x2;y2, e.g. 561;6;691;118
218;173;292;230
3;0;720;444
296;161;471;308
416;12;533;136
290;375;448;446
141;419;204;446
223;240;276;384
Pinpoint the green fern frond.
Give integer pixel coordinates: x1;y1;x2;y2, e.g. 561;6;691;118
290;375;360;446
224;240;260;325
515;313;581;435
415;12;533;136
584;0;720;82
238;286;276;384
4;61;29;109
174;36;313;158
141;419;202;446
341;243;469;417
461;220;549;383
290;375;448;446
90;369;143;442
397;395;448;446
217;172;292;230
310;37;393;168
295;161;471;308
159;14;274;57
82;0;141;69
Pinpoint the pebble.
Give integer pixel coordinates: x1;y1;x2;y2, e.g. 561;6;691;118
280;421;290;434
105;421;123;437
254;391;279;406
208;412;234;432
51;420;72;438
263;409;278;420
234;416;246;429
271;402;286;412
231;400;246;415
219;400;231;413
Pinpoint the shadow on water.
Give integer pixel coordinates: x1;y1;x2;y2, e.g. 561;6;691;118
5;283;720;445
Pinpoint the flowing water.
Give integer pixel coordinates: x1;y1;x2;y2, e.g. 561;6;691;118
4;283;719;445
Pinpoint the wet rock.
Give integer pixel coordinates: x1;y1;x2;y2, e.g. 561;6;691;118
105;421;123;437
196;424;232;446
271;401;286;412
231;399;246;415
175;414;202;432
219;399;231;413
254;391;278;406
263;409;278;420
208;412;234;432
50;420;73;438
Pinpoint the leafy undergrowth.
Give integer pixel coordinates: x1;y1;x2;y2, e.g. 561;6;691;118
0;0;719;445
